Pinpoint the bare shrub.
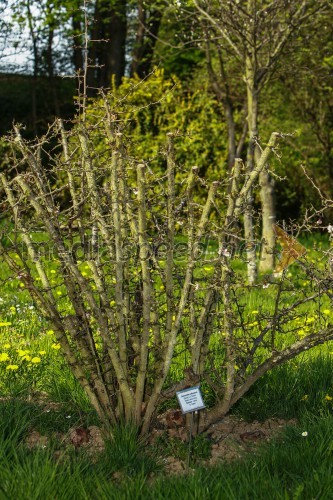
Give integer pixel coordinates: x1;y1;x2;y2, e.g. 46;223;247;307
1;95;332;434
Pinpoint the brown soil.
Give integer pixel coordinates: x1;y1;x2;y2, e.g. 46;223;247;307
24;410;296;476
149;410;297;475
25;424;106;465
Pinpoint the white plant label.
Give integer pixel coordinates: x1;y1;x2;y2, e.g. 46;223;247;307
176;386;206;414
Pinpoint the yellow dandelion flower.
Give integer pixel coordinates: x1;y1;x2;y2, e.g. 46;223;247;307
251;310;259;315
3;343;11;349
31;357;41;364
0;353;10;362
38;351;46;355
325;395;332;401
50;270;56;274
22;355;31;362
51;343;61;350
323;309;331;315
17;349;29;357
6;364;19;370
46;330;54;335
306;317;315;324
9;306;16;312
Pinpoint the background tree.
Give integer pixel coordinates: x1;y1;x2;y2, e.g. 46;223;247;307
8;0;71;131
84;0;127;90
274;8;333;208
130;0;163;78
189;0;330;281
69;0;165;91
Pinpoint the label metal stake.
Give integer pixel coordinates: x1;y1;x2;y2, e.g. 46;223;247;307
176;386;206;472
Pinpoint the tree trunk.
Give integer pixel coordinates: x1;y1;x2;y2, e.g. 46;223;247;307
130;1;163;78
84;0;127;93
244;0;277;280
72;17;84;74
46;24;60;118
205;42;236;172
244;48;259;285
27;0;38;135
99;0;127;88
259;170;276;272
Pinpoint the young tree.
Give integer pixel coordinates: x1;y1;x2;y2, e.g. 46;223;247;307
190;0;329;281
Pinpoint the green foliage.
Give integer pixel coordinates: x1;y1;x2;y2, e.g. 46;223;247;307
0;399;160;499
258;10;333;222
2;0;332;225
90;69;228;180
152;3;205;80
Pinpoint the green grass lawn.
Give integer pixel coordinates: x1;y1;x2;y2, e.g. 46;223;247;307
0;233;332;498
0;392;332;499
